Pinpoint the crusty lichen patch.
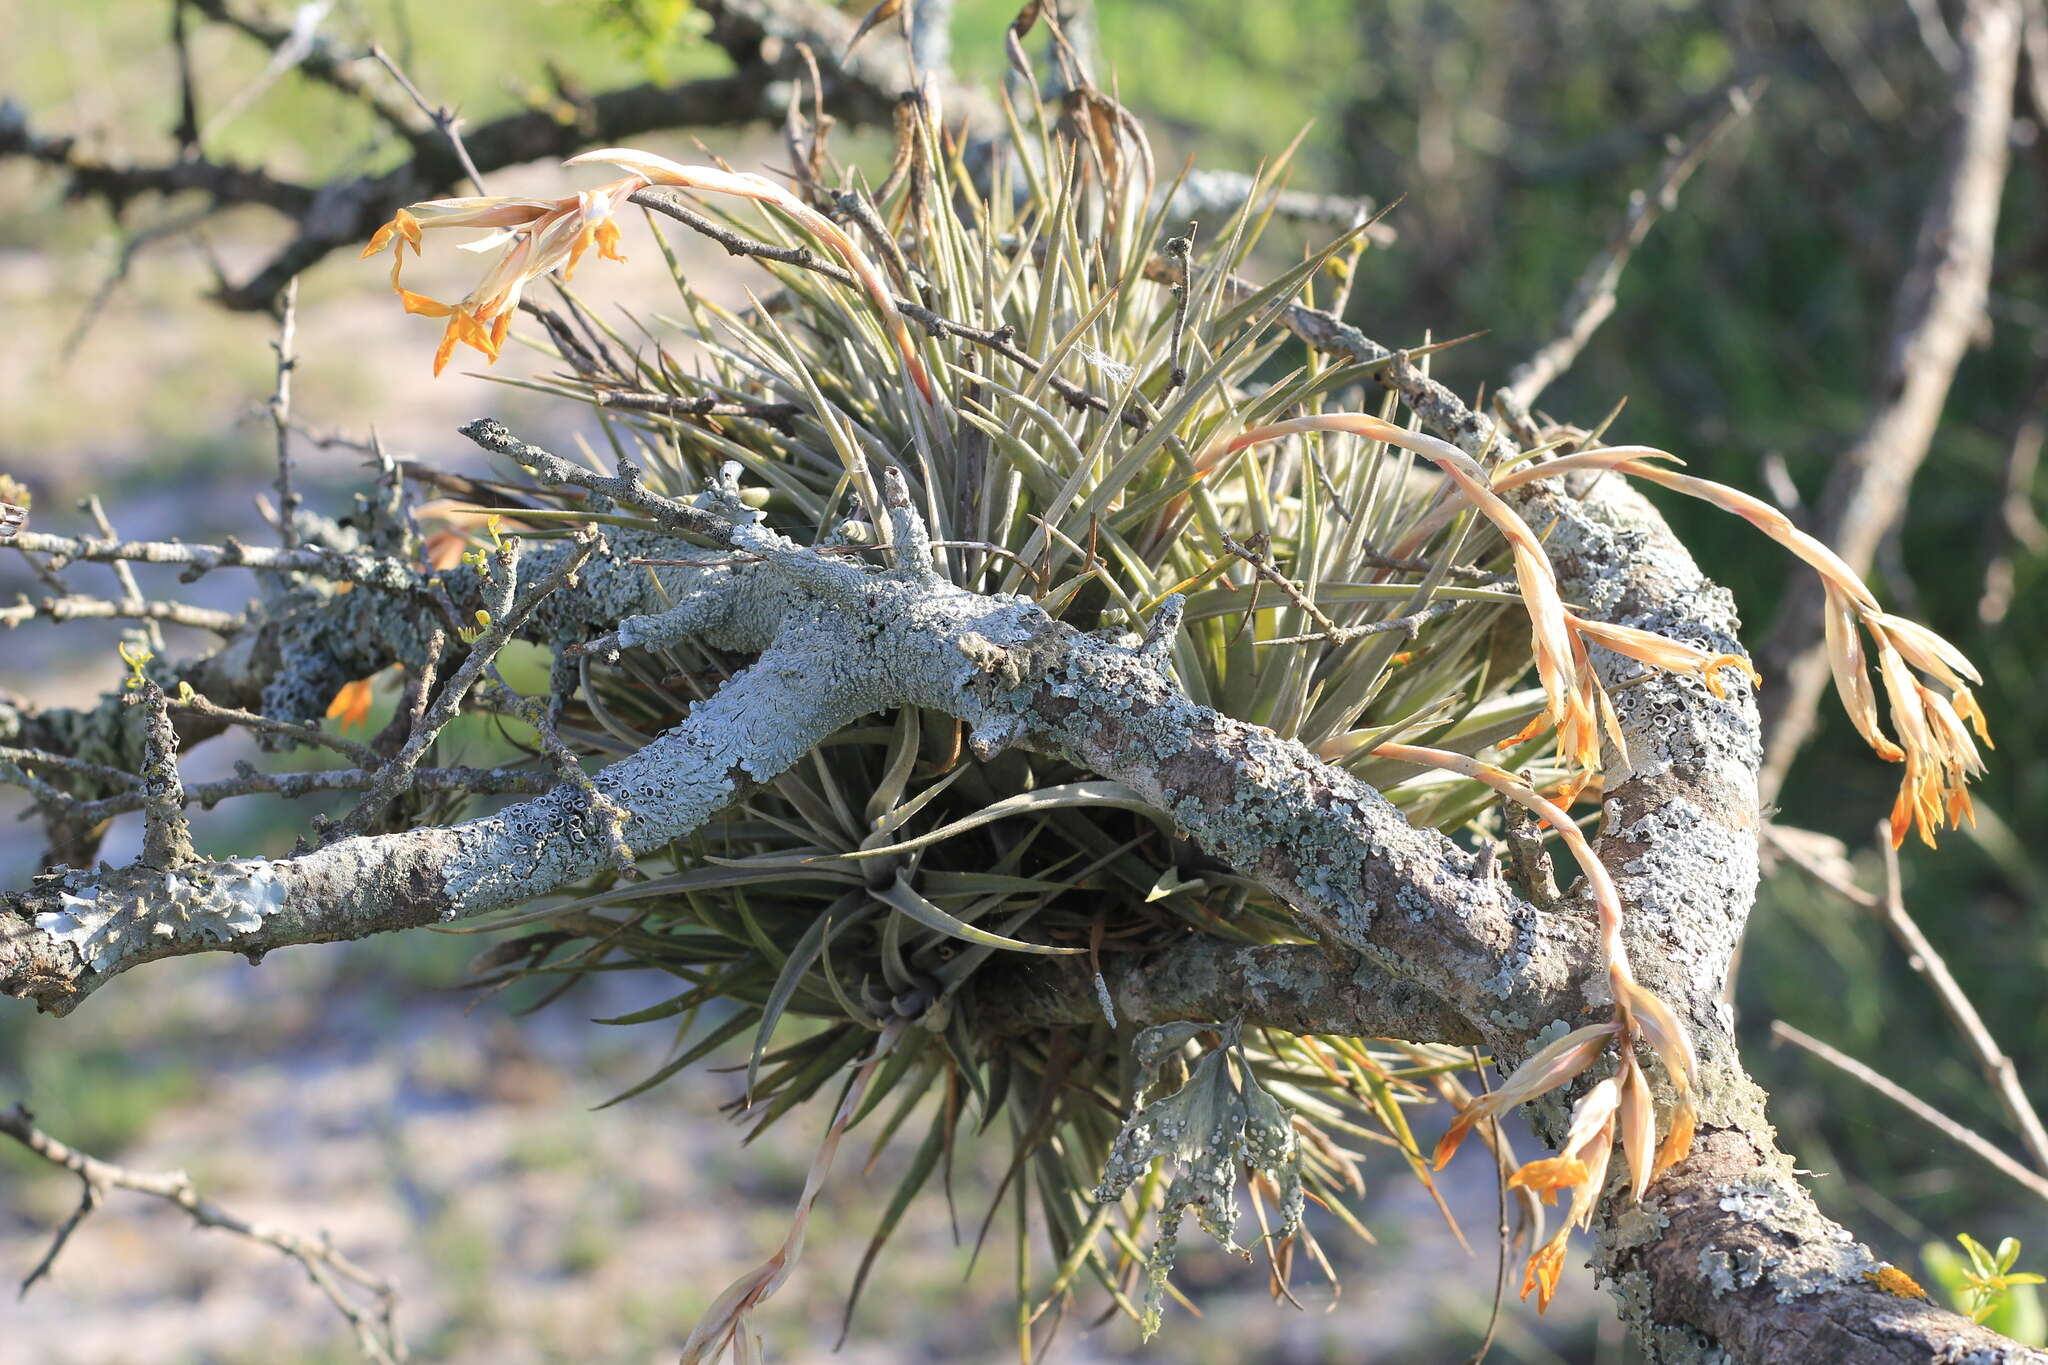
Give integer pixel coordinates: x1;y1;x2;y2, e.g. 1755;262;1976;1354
1698;1170;1880;1303
34;862;286;971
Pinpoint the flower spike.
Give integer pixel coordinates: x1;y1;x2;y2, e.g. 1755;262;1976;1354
365;150;934;400
1375;742;1702;1309
1498;451;1991;845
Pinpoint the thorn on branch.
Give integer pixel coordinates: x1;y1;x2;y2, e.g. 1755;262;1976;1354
967;714;1025;762
270;277;302;550
1164;221;1196;391
458;418;736;545
83;496;162;651
882;466;939;582
1501;800;1561;913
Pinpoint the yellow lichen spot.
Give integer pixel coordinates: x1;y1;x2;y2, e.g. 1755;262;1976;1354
1864;1265;1928;1299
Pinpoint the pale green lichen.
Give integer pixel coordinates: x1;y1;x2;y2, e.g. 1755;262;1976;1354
1095;1022;1304;1339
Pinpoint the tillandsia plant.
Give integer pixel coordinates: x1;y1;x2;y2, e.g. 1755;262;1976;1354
340;53;1990;1348
0;10;2017;1365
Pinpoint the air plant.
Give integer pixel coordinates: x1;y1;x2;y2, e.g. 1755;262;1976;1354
356;28;1986;1357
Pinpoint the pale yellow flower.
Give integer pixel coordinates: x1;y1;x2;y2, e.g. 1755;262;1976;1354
365;148;930;398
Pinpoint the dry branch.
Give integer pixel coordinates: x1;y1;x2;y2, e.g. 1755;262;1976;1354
1501;76;1765;413
1;1103;405;1363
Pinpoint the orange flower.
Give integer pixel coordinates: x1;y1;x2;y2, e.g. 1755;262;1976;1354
367;151;934;399
1504;1155;1589;1205
325;676;377;731
1432;1019;1620;1169
362;185;640;376
1510;1074;1621;1312
1567;612;1759;700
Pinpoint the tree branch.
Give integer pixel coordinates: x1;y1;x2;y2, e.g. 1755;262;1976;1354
1;1103;404;1364
1501;76;1765;413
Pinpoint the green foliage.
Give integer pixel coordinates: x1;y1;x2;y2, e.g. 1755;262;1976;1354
581;0;712;80
1922;1235;2047;1343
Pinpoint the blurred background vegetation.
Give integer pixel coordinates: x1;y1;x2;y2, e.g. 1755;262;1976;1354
3;1;2045;1361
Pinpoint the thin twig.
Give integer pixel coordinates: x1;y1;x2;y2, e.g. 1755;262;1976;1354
271;277;302;549
170;0;202;153
83;496;163;651
1217;530;1341;637
0;745;143;789
1258;599;1468;647
1767;819;2048;1177
131;680;195;869
9;530;423;593
368;43;487;195
1465;1044;1508;1365
458;419;734;543
1;1103;406;1363
1770;1022;2048;1205
1164;221;1196;391
1871;821;2048;1174
2;761;549;825
186;0;419;137
1501;76;1764;412
593;390;804;430
197;0;339;147
1977;360;2048;624
59;207;221;364
168;693;380;765
0;593;245;634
